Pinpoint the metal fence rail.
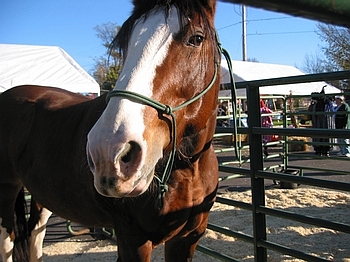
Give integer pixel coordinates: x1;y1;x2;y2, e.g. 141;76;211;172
197;70;350;261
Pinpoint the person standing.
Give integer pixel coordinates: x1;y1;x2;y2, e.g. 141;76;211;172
334;95;350;157
260;99;273;156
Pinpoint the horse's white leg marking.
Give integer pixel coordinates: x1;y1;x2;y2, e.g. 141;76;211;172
0;219;13;262
29;208;52;262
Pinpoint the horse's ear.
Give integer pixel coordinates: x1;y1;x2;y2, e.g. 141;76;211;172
202;0;217;17
206;0;217;9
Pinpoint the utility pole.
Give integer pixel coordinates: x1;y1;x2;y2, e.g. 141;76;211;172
242;5;247;61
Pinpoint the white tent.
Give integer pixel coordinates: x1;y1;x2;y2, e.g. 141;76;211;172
0;44;100;95
220;60;340;97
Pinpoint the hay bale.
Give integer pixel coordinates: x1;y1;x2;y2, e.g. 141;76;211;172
218;134;248;145
288;136;308;151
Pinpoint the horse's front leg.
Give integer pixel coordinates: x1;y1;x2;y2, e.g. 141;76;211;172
28;200;52;262
164;214;209;262
115;227;153;262
0;218;15;262
0;183;23;262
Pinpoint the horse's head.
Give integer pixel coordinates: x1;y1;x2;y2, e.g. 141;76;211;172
87;0;220;198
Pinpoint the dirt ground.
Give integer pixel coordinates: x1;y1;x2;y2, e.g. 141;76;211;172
42;187;350;262
2;140;347;262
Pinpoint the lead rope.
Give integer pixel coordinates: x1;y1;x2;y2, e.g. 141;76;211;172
220;48;239;159
216;35;239;160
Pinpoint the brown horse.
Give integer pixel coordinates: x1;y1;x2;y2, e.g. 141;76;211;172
0;0;220;261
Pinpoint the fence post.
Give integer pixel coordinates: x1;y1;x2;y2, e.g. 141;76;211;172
246;84;267;262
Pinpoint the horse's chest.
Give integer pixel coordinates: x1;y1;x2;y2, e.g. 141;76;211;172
129;185;202;241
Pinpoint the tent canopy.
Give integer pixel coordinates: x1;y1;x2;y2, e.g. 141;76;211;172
0;44;100;95
220;60;340;97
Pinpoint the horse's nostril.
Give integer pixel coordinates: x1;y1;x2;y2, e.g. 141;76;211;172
121;141;141;163
108;177;116;188
121;149;132;163
100;176;107;186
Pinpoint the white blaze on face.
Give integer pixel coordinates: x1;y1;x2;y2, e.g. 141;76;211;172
118;6;180;94
90;5;181;140
87;6;182;196
111;5;181;128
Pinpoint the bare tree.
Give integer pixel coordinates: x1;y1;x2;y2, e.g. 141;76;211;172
317;24;350;71
302;52;326;74
92;22;122;91
302;24;350;89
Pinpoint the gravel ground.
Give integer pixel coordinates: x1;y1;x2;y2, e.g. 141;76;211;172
42;188;350;262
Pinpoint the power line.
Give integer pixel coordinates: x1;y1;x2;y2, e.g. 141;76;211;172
217;16;292;31
247;30;317;36
249;17;293;22
218;22;242;30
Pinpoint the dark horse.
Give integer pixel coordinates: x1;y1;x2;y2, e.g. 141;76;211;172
0;0;221;261
309;87;335;156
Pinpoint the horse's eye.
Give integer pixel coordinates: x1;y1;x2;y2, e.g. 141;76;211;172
187;34;204;47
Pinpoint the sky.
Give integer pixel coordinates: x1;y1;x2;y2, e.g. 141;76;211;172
0;0;325;75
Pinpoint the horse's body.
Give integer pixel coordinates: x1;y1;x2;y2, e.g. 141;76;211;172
0;0;220;261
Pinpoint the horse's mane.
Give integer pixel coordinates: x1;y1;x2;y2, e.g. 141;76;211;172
111;0;218;62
